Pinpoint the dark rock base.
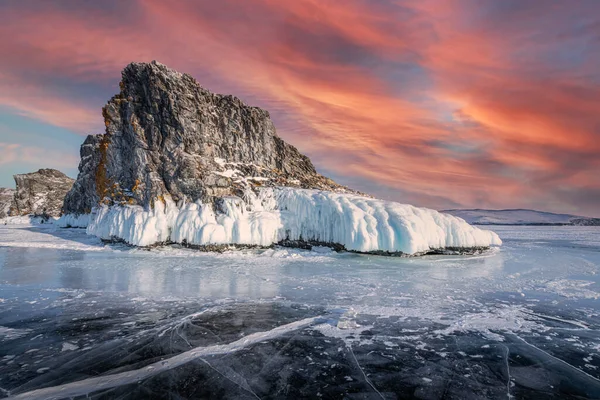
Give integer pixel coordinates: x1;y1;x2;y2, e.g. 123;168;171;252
99;237;491;257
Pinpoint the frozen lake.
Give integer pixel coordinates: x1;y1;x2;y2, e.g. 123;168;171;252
1;224;599;399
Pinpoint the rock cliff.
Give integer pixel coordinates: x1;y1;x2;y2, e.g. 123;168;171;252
0;188;14;219
10;169;74;217
63;61;352;215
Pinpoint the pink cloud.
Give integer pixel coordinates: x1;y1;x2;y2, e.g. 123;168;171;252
0;142;79;168
0;0;598;215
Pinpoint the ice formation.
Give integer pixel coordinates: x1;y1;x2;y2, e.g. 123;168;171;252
58;188;501;255
54;213;90;228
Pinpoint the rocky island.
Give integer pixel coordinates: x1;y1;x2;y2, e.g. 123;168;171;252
0;169;74;222
59;61;501;255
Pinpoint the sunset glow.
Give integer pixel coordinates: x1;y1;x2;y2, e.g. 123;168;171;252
1;0;598;215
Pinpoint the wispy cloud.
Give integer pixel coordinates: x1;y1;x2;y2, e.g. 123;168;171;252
0;0;598;215
0;142;79;168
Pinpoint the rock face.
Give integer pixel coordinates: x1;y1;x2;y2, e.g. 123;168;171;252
0;188;14;219
63;61;351;215
11;169;75;217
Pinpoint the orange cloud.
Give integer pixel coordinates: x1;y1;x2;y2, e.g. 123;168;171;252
0;0;598;215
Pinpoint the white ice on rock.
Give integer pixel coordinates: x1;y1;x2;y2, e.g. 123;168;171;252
54;213;90;228
58;188;501;254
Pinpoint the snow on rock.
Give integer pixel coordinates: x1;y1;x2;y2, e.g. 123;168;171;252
63;188;501;255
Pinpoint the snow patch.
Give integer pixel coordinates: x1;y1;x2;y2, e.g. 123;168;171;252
213;169;238;178
545;279;600;299
61;342;79;352
0;215;56;225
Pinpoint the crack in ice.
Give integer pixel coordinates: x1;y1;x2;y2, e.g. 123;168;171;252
199;358;262;400
347;343;385;400
499;344;512;399
10;316;321;400
521;311;590;330
514;334;600;384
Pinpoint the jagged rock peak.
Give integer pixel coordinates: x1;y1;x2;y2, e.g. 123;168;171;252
11;169;74;217
63;61;354;215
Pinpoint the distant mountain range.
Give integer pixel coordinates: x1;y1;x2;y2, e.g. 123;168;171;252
443;209;600;226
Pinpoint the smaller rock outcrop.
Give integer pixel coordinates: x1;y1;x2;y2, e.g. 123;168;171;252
10;169;75;217
0;188;15;219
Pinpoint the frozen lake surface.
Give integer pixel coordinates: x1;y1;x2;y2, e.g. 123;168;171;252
0;225;599;399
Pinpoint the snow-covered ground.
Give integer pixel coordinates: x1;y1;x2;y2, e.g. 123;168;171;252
0;215;57;225
57;187;501;254
1;224;599;398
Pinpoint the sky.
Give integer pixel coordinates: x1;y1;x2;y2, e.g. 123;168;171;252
0;0;599;216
